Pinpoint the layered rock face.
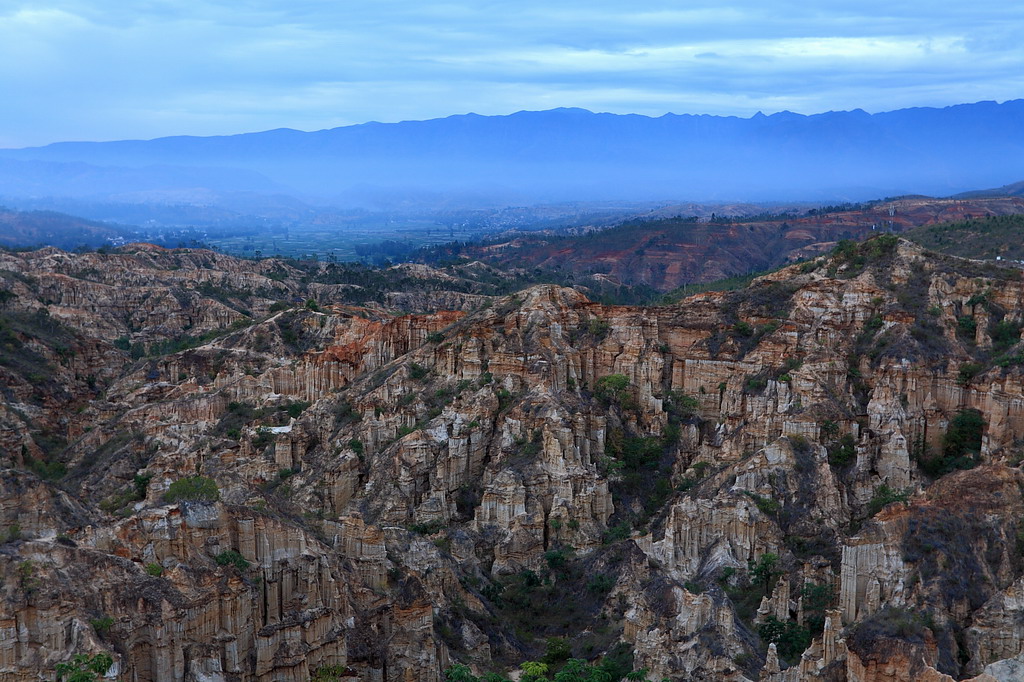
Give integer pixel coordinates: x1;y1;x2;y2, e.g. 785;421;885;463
1;238;1023;681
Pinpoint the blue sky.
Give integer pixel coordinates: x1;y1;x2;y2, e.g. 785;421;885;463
3;0;1023;147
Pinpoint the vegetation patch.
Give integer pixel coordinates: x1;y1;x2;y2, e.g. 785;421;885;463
916;409;984;476
215;550;251;571
165;476;220;503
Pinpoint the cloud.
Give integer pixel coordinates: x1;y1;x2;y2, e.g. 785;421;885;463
0;1;1022;146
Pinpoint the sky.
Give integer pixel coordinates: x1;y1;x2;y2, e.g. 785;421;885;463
2;1;1024;148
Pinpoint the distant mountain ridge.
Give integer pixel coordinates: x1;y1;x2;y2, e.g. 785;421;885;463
2;100;1024;206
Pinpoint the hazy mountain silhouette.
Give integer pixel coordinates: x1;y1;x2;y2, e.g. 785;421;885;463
2;100;1023;207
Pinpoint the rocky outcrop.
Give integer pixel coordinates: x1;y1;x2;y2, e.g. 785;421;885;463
2;238;1024;681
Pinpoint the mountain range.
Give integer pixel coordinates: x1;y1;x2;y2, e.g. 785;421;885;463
2;100;1024;211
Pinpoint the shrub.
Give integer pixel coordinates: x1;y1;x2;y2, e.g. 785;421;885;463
744;375;768;393
587;573;615;594
914;409;985;476
214;550;251;571
866;485;909;517
958;362;985;385
408;520;446;535
543;547;571;572
594;374;631;405
758;616;811;663
145;562;163;576
733;321;755;337
992;320;1022;351
957;315;977;340
665;390;700;418
313;664;358;681
586;317;610;339
942;408;984;464
749;553;781;593
542;636;572;665
603;521;632;544
133;473;152;500
89;616;114;634
496;388;514;411
164;476;220;503
819;420;839;438
55;652;114;682
828;434;857;467
426;332;445;343
801;582;835;634
285;401;310;419
745;491;780;516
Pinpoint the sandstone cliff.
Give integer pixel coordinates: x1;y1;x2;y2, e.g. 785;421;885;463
1;236;1023;681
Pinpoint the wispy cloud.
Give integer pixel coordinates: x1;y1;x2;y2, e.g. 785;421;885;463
1;1;1022;146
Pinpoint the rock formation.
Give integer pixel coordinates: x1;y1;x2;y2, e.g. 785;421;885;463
1;236;1023;680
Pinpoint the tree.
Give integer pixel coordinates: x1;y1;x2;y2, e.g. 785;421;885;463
446;664;480;682
520;661;550;682
749;553;781;594
55;653;113;682
554;659;611;682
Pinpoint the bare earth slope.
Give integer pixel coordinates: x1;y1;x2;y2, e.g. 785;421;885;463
1;238;1024;681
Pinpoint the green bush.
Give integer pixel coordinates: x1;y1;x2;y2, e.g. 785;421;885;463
145;562;163;576
992;319;1022;351
89;616;114;634
603;521;632;544
55;652;114;682
542;636;572;665
828;434;857;467
942;408;984;465
749;553;781;593
733;321;755;337
957;315;977;339
409;362;430;380
214;550;251;571
586;317;611;339
587;573;615;594
866;485;909;517
408;519;446;535
164;476;220;503
958;362;985;385
758;616;811;663
543;547;571;572
594;374;631;406
745;491;780;516
744;376;768;393
918;409;985;476
133;473;152;500
285;401;310;419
